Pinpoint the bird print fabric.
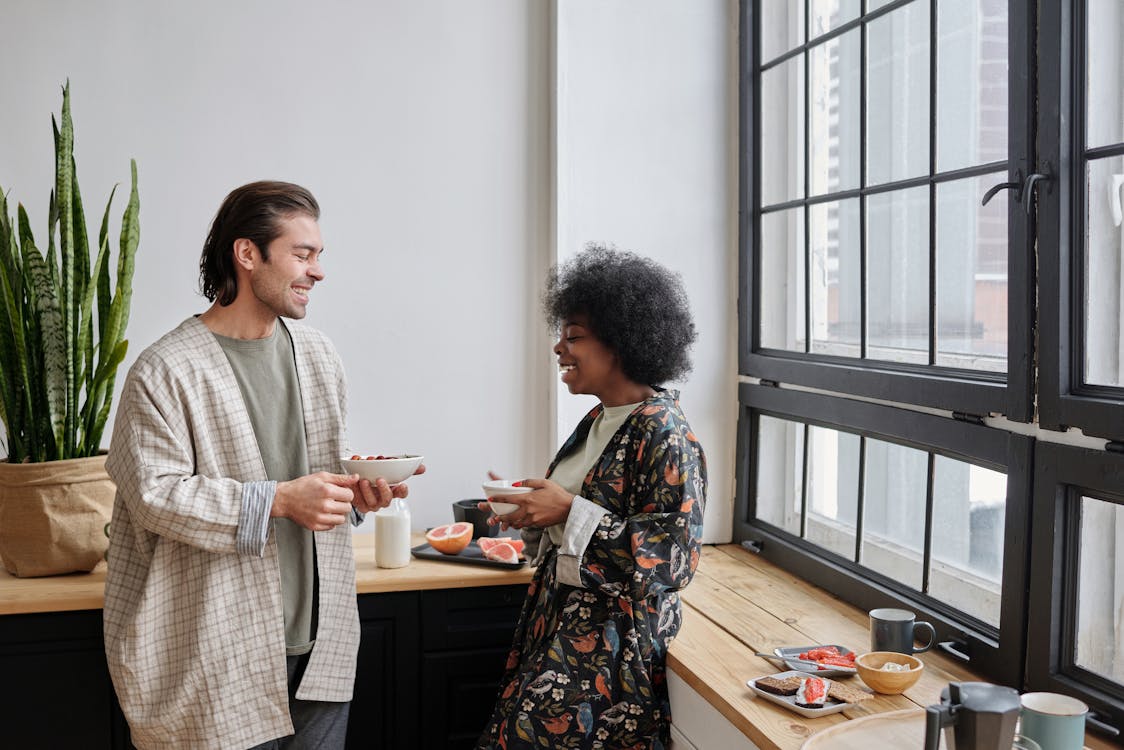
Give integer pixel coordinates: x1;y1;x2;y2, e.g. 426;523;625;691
476;390;706;749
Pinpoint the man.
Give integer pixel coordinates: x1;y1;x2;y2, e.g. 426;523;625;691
104;181;416;749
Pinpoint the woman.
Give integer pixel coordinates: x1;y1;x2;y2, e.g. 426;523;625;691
476;246;706;750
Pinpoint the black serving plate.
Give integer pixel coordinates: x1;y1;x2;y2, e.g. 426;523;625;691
410;542;526;570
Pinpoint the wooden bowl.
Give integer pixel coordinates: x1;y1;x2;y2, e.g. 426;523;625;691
854;651;924;694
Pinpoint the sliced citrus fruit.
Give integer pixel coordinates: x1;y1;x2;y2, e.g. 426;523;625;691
482;541;519;564
425;522;473;555
478;537;525;555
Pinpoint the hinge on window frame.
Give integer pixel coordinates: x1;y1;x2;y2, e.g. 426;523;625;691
1106;441;1124;455
759;379;780;388
952;411;986;426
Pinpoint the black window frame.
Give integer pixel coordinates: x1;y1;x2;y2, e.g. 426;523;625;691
1037;0;1124;443
1026;441;1124;736
735;382;1033;686
740;0;1124;735
741;0;1036;421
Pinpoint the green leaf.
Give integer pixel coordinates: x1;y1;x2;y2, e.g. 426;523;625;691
24;246;66;457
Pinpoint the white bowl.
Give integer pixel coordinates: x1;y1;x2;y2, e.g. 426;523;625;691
482;480;531;516
486;501;520;516
482;479;533;497
341;454;423;485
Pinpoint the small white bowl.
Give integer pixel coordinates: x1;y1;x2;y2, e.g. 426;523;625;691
341;454;423;485
482;480;531;516
486;501;520;516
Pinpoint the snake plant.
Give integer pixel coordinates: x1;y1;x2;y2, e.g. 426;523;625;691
0;83;139;463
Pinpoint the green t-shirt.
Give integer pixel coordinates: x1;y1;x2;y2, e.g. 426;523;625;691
214;323;316;656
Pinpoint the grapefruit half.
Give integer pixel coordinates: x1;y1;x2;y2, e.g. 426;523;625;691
425;522;473;555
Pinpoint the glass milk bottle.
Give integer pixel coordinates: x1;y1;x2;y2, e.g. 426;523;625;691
375;497;412;568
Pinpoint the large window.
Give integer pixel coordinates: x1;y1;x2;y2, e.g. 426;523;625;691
739;0;1123;738
745;0;1031;418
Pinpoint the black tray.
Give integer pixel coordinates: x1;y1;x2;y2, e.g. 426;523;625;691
410;542;526;570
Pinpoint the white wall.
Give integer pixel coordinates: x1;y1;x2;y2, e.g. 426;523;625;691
0;0;553;532
0;0;737;540
554;1;737;542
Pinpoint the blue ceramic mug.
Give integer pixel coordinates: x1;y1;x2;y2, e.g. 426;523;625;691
1020;692;1088;750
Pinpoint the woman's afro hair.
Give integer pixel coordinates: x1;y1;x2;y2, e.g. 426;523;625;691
543;244;696;385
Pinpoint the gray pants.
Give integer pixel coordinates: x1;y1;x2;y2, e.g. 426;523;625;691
248;653;351;750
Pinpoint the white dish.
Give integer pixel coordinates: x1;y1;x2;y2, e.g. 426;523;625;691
482;479;533;497
486;501;520;515
746;671;849;719
773;644;858;677
341;454;423;485
482;480;532;516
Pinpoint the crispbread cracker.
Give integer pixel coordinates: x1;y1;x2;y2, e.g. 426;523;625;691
754;675;802;696
827;680;873;703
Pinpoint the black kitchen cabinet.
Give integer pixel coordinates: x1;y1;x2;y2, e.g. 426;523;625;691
418;585;525;750
346;591;421;749
0;608;131;750
0;581;526;750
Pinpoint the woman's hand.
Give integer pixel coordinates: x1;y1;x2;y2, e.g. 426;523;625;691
488;478;574;531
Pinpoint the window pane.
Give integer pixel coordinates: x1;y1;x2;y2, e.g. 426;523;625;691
935;174;1008;371
936;0;1008;172
760;0;805;65
811;0;860;39
867;187;930;364
1076;495;1124;683
1084;155;1124;387
761;56;806;206
1086;0;1124;149
811;199;861;355
805;426;861;560
760;208;806;351
810;29;861;196
861;438;928;589
930;457;1006;626
755;416;804;535
867;1;931;185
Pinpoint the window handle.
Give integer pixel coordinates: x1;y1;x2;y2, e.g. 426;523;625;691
981;170;1023;206
1022;168;1053;215
1110;174;1124;227
1086;711;1121;738
937;638;971;662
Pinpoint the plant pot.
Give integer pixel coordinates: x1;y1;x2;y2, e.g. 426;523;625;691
0;454;115;577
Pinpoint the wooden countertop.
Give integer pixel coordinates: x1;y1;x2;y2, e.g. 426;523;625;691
667;543;1113;750
0;536;1111;748
0;532;533;616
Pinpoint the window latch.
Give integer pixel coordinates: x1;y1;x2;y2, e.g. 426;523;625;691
1022;167;1053;215
937;638;971;662
981;170;1023;206
1087;711;1121;739
741;539;764;554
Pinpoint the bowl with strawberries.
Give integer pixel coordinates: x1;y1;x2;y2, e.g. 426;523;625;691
341;454;423;485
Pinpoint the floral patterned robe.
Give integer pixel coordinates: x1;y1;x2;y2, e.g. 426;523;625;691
476;389;706;750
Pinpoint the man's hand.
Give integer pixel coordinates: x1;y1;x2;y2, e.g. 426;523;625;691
272;472;359;531
351;463;427;514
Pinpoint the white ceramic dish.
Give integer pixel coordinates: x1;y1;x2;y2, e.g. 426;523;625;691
482;480;532;515
341;454;423;485
482;479;533;497
773;644;858;677
485;501;520;515
746;671;849;719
